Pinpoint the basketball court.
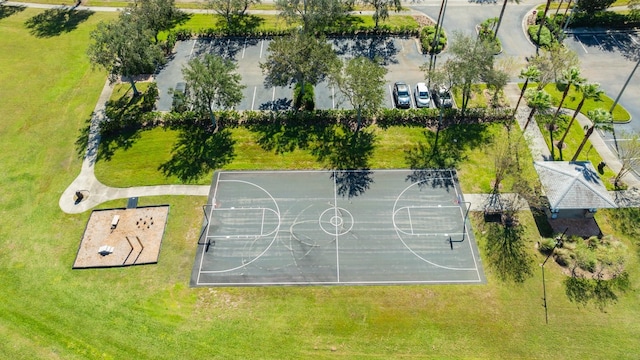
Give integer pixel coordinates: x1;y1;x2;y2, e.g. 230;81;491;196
190;170;485;286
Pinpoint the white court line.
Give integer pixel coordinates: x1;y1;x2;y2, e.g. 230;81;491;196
261;208;265;236
251;86;257;110
259;39;264;58
407;208;414;234
196;278;484;286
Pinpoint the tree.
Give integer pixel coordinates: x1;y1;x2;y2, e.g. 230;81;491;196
260;32;339;104
444;31;495;113
128;0;185;43
576;0;616;12
329;56;387;132
182;54;245;132
87;13;166;97
514;65;541;114
207;0;261;28
535;0;552;53
493;0;519;40
549;66;585;159
523;89;552;130
529;45;579;89
614;132;640;188
361;0;401;28
557;82;603;154
484;67;509;107
275;0;351;33
571;108;613;161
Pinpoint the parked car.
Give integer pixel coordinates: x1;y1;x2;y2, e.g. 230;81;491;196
393;82;411;109
414;82;431;108
432;86;452;108
171;82;188;112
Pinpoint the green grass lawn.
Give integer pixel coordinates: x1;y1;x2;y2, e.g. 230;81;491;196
2;8;640;360
538;83;630;122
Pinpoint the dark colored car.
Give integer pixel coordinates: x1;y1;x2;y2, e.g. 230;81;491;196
393;82;411;109
432;86;453;109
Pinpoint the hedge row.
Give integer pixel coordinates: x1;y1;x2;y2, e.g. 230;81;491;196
161;107;514;130
171;26;420;41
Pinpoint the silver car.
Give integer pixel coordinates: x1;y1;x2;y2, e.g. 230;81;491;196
414;82;431;108
393;82;411;109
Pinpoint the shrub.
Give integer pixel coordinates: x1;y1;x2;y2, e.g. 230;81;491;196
528;25;554;49
293;83;315;111
420;26;447;54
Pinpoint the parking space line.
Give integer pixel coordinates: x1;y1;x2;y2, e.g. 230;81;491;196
592;35;602;50
189;39;197;58
415;40;421;54
260;40;264;58
575;35;588;54
610;34;623;48
272;87;275;101
251;86;256;110
630;34;639;45
242;38;247;59
388;85;394;107
332;86;335;109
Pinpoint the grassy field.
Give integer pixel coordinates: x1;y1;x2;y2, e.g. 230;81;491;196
1;7;640;360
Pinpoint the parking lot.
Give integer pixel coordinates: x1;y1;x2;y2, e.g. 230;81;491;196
565;30;640;57
156;36;433;111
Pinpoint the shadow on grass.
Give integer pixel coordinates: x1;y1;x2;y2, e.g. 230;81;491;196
484;220;534;283
249;112;329;154
314;128;375;198
97;87;158;161
0;4;26;20
159;126;235;183
215;14;264;35
25;7;94;38
531;207;554;238
405;123;493;170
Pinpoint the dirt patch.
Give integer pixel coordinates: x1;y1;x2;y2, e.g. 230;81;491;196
73;206;169;269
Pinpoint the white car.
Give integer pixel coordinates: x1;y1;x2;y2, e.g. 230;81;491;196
414;82;431;108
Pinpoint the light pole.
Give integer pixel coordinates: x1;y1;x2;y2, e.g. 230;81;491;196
541;227;567;324
609;56;640;154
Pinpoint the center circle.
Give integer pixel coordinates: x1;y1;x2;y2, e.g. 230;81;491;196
319;207;354;236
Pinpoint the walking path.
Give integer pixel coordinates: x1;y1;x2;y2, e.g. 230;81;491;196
36;1;637;213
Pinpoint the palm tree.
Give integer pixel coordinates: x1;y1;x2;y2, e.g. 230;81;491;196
494;0;519;40
557;82;603;157
523;88;552;130
571;108;613;162
549;66;584;159
535;0;553;54
552;67;585;119
514;65;541;114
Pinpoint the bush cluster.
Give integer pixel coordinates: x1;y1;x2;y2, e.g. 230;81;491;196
420;26;447;54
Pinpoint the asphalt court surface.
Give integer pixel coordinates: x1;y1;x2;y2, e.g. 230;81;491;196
157;37;427;111
191;170;485;286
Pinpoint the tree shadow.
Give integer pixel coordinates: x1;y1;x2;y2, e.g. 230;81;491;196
405;169;457;192
192;36;260;60
0;4;26;20
484;220;534;283
405;123;492;170
331;36;399;65
258;97;292;111
248;111;329;154
331;169;374;199
316;128;376;199
159;126;235;183
215;14;264;35
25;7;94;38
97;88;157;161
